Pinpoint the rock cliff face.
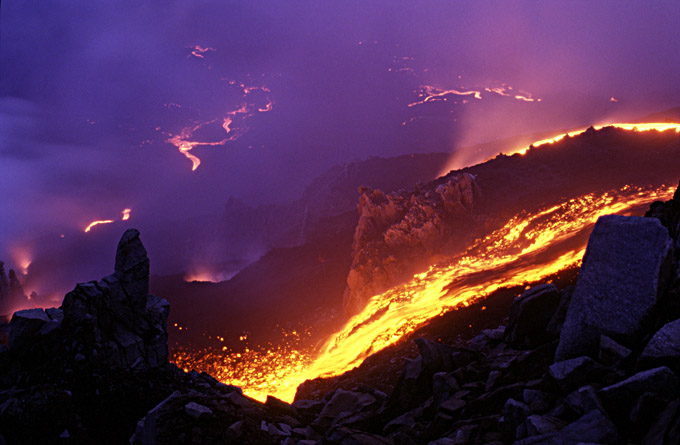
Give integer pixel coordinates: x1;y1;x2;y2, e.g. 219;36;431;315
344;173;481;314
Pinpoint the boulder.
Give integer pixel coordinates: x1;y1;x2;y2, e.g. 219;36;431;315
523;389;556;414
546;287;574;337
643;398;680;445
313;389;378;431
8;309;51;350
600;367;679;418
639;319;680;373
524;414;566;437
184;402;213;419
505;284;561;348
564;385;604;417
599;335;632;367
325;426;393;444
501;398;530;439
548;356;603;393
130;391;182;444
558;409;618;443
556;215;674;361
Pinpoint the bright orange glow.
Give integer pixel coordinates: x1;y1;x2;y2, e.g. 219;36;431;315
172;183;674;403
10;247;32;275
166;85;273;171
484;85;540;102
511;123;680;156
409;84;541;108
84;207;132;232
189;45;215;59
84;219;115;233
409;85;482;107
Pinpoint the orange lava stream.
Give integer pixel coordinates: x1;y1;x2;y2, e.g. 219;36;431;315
166;96;273;171
84;220;115;233
173;184;674;403
408;85;483;107
84;208;132;232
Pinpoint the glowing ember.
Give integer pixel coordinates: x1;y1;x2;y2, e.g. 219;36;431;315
172;183;674;403
121;208;132;221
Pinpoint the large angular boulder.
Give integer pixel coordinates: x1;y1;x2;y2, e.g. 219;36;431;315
505;283;561;348
556;215;674;361
8;309;51;351
639;319;680;374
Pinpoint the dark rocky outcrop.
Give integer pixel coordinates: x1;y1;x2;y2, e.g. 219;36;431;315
0;230;307;443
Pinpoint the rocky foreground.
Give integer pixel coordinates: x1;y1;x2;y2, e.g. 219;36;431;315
3;184;680;443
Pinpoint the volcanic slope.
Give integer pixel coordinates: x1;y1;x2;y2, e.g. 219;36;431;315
167;125;680;404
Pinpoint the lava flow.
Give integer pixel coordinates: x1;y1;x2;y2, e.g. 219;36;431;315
84;208;132;233
171;183;674;403
512;123;680;156
166;83;273;171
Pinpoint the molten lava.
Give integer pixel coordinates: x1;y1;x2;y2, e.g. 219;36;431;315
409;83;541;108
84;220;115;233
512;123;680;156
171;183;674;403
84;208;132;232
166;83;273;171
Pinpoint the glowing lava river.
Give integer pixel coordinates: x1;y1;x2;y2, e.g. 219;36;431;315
171;182;676;403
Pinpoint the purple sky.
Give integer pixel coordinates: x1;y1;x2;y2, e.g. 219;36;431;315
2;1;680;300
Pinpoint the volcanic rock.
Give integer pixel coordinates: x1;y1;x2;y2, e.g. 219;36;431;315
523;414;566;437
639;319;680;373
599;334;632;367
8;308;50;351
501;398;530;438
557;409;618;443
545;286;573;337
564;385;604;417
547;356;603;393
643;398;680;445
600;367;679;421
312;388;379;432
343;173;480;315
505;283;561;348
555;215;674;361
56;229;169;369
184;401;213;419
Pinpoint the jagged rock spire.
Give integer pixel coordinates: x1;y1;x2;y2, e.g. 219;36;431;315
114;228;150;301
